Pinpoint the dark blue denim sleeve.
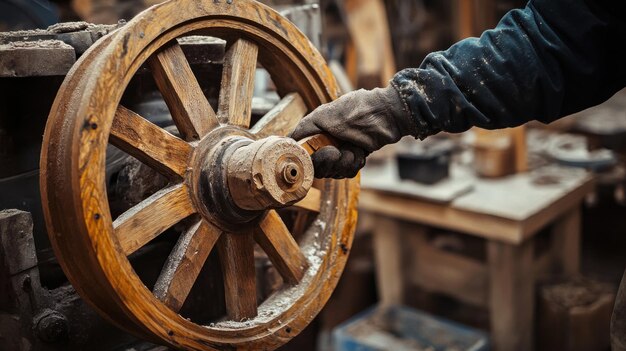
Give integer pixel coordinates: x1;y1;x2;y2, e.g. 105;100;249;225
391;0;626;139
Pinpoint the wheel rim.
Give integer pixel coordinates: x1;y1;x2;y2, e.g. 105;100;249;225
40;0;359;350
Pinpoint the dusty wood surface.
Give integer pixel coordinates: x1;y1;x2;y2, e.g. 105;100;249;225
150;41;218;140
0;40;75;76
254;210;308;285
227;137;313;210
360;166;593;244
250;93;307;138
217;38;258;127
154;220;222;311
110;105;192;179
293;187;321;212
0;210;37;275
218;232;258;320
114;183;195;255
39;1;359;349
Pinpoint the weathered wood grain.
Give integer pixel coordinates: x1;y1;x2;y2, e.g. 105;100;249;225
254;210;308;285
218;232;258;320
40;0;359;349
250;93;307;137
293;187;321;212
110;106;192;178
217;39;258;127
298;134;338;155
114;183;195;255
154;219;222;311
149;42;218;140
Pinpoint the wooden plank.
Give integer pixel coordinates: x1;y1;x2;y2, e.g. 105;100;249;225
551;207;581;275
488;239;535;351
372;216;405;305
293;187;321;212
114;183;195;255
250;93;307;137
110;106;192;178
218;232;257;320
344;0;396;87
360;173;593;244
153;219;221;311
254;210;308;284
360;190;523;243
149;42;217;140
408;233;488;307
217;39;258;127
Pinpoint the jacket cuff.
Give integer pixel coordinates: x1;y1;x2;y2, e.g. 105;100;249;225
390;68;439;140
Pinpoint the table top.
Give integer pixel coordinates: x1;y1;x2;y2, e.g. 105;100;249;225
359;160;594;243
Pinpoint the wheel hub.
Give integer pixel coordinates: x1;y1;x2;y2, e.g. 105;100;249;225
194;128;313;231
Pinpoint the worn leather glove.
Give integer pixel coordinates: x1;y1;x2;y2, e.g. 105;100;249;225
291;85;416;178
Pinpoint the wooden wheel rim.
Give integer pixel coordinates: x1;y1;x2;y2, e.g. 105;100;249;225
40;0;359;350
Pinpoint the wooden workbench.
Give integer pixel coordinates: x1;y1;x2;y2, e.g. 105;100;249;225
359;161;594;350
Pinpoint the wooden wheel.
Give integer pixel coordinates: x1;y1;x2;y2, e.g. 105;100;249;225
39;1;359;350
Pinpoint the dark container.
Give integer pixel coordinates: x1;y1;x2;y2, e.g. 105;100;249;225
396;149;450;185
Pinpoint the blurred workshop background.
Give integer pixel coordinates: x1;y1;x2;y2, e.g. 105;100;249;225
1;0;624;350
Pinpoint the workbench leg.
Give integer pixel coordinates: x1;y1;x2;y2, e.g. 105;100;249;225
372;216;405;306
488;239;535;351
551;207;581;275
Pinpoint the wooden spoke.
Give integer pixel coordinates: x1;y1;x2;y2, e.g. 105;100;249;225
292;211;310;237
293;187;321;213
114;183;195;255
217;39;258;127
153;219;221;311
250;93;307;137
298;134;339;155
218;232;257;320
110;106;192;178
149;42;218;141
254;210;308;285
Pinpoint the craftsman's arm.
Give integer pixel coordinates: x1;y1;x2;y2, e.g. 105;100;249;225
293;0;626;178
394;0;626;138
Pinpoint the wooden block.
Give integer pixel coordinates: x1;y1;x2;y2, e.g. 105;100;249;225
0;209;37;275
537;277;615;351
0;40;75;77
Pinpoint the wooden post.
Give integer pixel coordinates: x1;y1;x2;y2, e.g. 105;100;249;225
551;207;581;275
372;216;405;305
488;239;535;350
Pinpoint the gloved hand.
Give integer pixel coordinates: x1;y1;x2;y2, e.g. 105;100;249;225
291;85;417;178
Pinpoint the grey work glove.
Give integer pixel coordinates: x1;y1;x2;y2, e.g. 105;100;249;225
291;85;416;178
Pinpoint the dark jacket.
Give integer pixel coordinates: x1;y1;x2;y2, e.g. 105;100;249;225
391;0;626;139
